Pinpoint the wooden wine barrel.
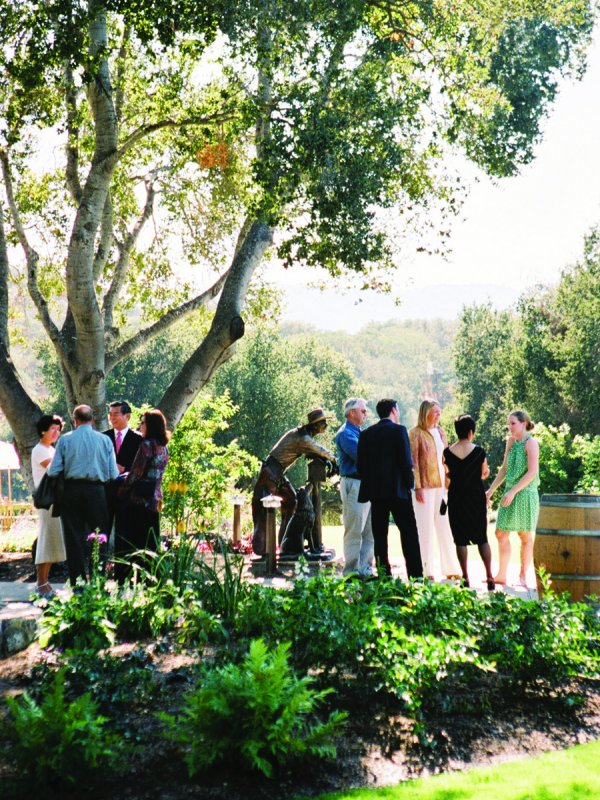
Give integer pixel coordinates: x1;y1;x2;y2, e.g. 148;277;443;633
535;494;600;601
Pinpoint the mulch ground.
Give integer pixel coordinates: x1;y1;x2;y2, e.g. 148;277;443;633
1;552;599;799
0;550;69;583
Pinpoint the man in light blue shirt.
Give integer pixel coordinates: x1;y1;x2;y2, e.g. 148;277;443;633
335;397;374;577
48;404;119;584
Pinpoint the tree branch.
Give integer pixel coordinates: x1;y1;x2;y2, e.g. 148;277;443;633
0;150;62;347
158;219;274;427
117;111;235;158
65;61;83;204
103;176;155;329
105;269;229;370
114;25;130;123
93;191;114;282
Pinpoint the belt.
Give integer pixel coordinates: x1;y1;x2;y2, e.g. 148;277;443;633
65;478;104;485
341;474;360;480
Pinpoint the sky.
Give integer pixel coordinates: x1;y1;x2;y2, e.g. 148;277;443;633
268;28;600;332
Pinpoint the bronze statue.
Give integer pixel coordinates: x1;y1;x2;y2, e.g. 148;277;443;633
251;409;337;555
279;482;316;556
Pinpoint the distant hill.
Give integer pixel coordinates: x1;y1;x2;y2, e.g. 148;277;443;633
280;318;457;427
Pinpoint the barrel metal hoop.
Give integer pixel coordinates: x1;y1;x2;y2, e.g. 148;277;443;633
545;573;600;582
536;528;600;537
540;495;600;508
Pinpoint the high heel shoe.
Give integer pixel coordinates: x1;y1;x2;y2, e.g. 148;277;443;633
487;579;495;592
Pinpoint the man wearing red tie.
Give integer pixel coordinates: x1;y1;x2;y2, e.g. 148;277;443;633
103;401;142;581
104;401;142;473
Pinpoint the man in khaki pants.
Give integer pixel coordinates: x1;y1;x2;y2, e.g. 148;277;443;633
335;398;375;577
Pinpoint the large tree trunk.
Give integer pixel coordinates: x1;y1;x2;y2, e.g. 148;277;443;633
0;341;43;489
59;4;118;425
159;220;273;427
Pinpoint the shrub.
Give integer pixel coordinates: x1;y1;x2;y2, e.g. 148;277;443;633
160;638;347;778
479;588;600;683
30;648;159;719
4;670;126;791
535;422;583;495
38;581;116;651
232;574;600;714
575;433;600;493
162;393;258;534
266;577;488;710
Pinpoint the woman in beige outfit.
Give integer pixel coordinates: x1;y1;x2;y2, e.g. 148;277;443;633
409;400;461;580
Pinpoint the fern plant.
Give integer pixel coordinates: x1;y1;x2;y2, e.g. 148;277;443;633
160;638;346;777
5;669;126;790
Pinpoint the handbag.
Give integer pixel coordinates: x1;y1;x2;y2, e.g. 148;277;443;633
131;478;156;500
33;473;56;510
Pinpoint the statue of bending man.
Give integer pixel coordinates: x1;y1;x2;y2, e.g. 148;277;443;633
251;409;337;555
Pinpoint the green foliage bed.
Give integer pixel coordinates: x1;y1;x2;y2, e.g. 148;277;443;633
2;548;599;795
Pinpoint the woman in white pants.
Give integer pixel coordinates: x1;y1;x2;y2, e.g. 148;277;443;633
409;400;461;580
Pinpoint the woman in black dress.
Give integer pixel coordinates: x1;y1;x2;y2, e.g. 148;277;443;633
118;409;169;581
443;415;494;591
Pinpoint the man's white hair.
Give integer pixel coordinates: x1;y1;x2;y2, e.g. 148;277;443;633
344;397;367;416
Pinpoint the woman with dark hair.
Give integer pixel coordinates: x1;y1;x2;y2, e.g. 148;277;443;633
117;409;169;581
486;410;539;588
31;414;66;598
443;415;494;590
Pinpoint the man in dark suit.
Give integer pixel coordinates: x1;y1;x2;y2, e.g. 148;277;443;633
103;401;142;582
357;399;423;579
104;401;142;474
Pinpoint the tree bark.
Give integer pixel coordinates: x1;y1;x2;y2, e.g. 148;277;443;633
0;201;9;349
158;220;273;427
0;340;43;489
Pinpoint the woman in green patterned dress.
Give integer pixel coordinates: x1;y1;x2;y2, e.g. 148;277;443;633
485;410;540;588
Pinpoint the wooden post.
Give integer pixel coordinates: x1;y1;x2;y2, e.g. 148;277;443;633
233;505;241;544
307;459;327;552
261;494;282;576
232;495;244;545
266;508;277;576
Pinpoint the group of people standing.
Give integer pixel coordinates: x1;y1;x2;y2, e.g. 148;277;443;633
336;398;540;589
30;402;169;597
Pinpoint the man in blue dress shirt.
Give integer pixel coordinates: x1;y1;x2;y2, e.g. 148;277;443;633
335;397;375;577
47;404;119;584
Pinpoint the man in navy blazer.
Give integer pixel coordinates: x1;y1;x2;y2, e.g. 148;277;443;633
357;399;423;578
104;401;142;474
103;401;142;581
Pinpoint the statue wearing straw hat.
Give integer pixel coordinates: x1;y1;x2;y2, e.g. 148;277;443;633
251;409;338;556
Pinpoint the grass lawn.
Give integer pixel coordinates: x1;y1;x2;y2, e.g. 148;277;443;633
323;518;521;571
317;739;600;800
